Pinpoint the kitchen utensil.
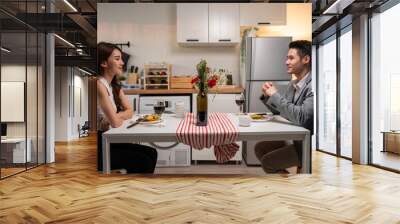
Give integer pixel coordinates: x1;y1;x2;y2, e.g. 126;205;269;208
127;73;138;84
127;117;143;129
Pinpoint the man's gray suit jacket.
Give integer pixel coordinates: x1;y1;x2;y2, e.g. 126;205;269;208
261;74;314;133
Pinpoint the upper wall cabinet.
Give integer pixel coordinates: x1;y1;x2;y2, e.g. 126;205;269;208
177;3;209;44
208;3;240;44
177;3;240;45
239;3;286;26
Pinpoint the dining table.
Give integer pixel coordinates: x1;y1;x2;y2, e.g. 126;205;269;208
101;113;311;174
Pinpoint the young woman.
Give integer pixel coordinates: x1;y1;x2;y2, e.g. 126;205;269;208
97;42;157;173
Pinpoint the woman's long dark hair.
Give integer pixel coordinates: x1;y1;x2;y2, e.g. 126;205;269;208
97;42;123;111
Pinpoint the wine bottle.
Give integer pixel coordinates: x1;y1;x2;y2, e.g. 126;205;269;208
196;84;208;126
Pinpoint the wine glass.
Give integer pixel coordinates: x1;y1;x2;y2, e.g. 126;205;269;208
153;100;166;117
235;93;245;115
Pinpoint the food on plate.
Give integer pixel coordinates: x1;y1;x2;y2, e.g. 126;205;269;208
250;114;264;120
143;114;160;122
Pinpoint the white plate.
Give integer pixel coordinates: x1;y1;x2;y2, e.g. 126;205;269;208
249;114;273;122
139;119;163;124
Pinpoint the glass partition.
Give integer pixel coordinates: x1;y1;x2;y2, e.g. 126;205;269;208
339;27;352;158
27;31;38;169
37;32;46;165
1;31;28;177
370;3;400;171
317;35;337;155
0;1;46;179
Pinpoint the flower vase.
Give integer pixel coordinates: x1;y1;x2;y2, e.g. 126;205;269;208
196;89;208;126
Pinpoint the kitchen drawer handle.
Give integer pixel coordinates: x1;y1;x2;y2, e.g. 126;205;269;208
186;39;199;42
257;22;271;25
133;98;137;111
219;39;231;42
145;102;169;107
150;142;179;150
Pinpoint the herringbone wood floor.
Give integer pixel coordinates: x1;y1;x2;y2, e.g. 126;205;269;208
1;135;400;223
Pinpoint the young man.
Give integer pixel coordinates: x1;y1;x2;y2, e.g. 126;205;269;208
256;40;313;174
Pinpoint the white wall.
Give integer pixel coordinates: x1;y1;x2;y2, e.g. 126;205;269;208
55;67;89;141
97;3;241;85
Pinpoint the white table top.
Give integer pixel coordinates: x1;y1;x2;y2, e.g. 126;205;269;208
1;138;28;143
103;114;310;141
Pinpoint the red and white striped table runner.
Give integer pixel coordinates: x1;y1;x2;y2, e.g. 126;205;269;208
176;113;239;163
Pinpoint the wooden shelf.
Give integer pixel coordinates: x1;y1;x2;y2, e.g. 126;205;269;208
145;84;169;86
144;64;172;90
146;75;169;78
148;66;170;70
124;86;244;95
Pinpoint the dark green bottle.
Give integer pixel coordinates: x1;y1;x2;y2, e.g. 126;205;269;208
196;84;208;126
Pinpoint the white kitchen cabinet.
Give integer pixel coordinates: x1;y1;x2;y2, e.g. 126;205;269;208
192;93;241;113
239;3;286;26
139;95;191;114
177;3;209;44
208;3;240;44
192;93;242;162
126;94;139;114
177;3;239;45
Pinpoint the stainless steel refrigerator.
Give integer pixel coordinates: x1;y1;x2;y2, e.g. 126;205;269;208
241;36;292;165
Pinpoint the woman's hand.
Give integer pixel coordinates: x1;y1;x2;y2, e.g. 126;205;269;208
99;117;111;130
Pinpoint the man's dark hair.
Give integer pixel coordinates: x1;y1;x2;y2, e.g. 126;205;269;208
289;40;311;59
289;40;311;68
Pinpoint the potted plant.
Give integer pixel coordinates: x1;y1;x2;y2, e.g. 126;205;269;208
241;27;259;63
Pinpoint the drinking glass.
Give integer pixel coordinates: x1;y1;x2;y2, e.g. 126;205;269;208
153;100;166;116
235;93;245;114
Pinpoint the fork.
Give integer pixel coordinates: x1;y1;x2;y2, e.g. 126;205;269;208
127;117;143;129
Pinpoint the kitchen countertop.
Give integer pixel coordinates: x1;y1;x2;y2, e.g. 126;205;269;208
123;86;244;95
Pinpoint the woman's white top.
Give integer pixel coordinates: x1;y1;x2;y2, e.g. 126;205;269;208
97;76;117;131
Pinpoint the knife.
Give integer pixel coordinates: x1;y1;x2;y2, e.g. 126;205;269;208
127;118;143;129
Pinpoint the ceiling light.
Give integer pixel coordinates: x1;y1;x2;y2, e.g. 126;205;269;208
78;67;92;76
323;0;355;15
1;47;11;53
63;0;78;12
54;34;75;48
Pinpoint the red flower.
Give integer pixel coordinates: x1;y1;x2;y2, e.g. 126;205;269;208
191;76;200;84
208;78;217;88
